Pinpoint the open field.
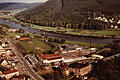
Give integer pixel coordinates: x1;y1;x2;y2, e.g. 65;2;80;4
20;39;52;54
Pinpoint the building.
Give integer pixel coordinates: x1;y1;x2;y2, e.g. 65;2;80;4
0;59;8;66
1;43;8;48
6;50;12;56
15;35;21;39
65;63;92;77
0;50;6;55
3;69;19;79
91;54;104;59
38;53;64;64
89;48;97;53
60;44;83;53
8;29;18;33
19;38;31;41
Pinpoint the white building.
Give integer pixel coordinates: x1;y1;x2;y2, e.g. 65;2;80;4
89;48;97;53
6;50;11;56
63;56;87;63
117;20;120;24
16;35;21;39
91;54;104;59
2;43;8;48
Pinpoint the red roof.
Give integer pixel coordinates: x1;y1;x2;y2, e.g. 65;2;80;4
38;53;62;60
19;38;31;41
47;56;62;61
4;70;19;75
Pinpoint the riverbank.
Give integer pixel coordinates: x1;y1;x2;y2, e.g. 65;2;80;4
0;18;115;45
3;17;120;39
15;18;120;39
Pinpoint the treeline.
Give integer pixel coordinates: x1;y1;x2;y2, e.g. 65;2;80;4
16;15;110;31
92;40;120;80
0;24;9;38
15;0;120;31
99;40;120;57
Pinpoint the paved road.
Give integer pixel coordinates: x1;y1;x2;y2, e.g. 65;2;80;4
7;38;44;80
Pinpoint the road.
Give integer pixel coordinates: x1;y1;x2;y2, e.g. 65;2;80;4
7;38;44;80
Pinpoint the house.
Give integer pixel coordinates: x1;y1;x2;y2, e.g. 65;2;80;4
6;50;12;56
2;43;8;48
38;53;64;64
15;35;21;39
0;59;8;66
3;69;19;79
89;48;97;53
65;63;92;77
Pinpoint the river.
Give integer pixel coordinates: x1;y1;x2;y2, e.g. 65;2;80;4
0;19;114;44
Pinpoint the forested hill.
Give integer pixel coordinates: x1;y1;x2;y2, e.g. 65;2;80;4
0;3;43;10
16;0;120;28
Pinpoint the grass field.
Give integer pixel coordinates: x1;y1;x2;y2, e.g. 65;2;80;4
20;39;52;54
29;24;120;37
66;30;120;36
53;40;107;49
7;32;37;38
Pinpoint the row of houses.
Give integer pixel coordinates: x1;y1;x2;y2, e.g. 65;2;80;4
0;39;13;57
0;69;19;79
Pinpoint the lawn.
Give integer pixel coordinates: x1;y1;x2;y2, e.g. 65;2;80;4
20;39;52;54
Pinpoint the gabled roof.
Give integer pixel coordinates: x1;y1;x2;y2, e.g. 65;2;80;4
38;53;62;60
19;38;31;41
0;59;8;64
3;70;19;75
47;56;62;61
